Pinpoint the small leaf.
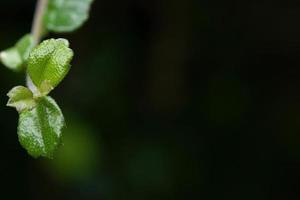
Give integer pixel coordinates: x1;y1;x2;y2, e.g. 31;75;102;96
18;96;64;158
7;86;36;112
0;34;34;71
39;80;54;97
45;0;94;32
27;38;74;95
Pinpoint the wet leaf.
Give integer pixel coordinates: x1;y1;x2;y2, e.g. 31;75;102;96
18;96;64;158
27;38;73;95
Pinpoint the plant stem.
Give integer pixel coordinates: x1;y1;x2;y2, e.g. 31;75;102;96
27;0;48;90
31;0;48;44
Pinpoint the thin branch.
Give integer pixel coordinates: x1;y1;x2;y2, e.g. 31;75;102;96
31;0;48;44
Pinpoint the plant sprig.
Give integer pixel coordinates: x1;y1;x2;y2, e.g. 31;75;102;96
0;0;94;158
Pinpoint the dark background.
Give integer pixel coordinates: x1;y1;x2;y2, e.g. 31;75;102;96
0;0;300;199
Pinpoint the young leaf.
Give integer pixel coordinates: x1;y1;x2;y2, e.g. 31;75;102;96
45;0;94;32
7;86;36;112
27;38;74;95
18;96;64;158
0;34;34;71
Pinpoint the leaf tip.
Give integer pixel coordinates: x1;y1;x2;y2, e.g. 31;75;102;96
57;38;70;47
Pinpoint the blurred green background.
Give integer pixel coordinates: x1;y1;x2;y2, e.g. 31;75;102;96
1;0;300;199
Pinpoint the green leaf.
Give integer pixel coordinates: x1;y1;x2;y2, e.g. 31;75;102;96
7;86;36;112
45;0;94;32
18;96;64;158
0;34;34;71
27;38;74;95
